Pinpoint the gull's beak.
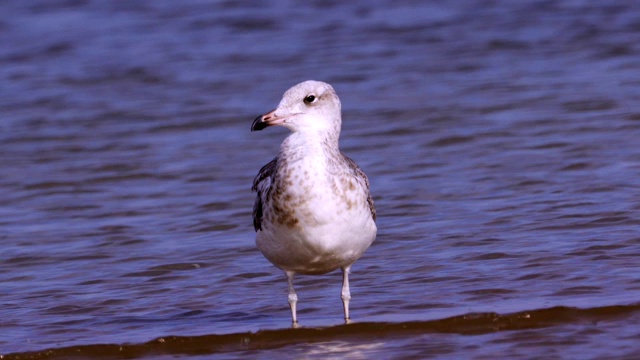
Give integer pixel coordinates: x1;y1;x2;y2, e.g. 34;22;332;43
251;109;286;132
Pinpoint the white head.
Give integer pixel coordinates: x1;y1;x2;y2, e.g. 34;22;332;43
251;80;342;138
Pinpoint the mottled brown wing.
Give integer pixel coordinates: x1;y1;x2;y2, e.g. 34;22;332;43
342;154;376;222
252;157;278;231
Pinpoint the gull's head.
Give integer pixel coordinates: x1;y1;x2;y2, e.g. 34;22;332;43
251;80;341;136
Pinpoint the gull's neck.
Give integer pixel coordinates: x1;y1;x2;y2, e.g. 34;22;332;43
280;129;341;163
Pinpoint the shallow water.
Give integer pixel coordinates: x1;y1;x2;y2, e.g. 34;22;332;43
2;1;640;358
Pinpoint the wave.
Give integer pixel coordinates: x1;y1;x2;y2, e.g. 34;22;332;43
4;303;639;359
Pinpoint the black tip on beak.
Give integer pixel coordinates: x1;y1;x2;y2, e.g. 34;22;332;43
251;115;267;132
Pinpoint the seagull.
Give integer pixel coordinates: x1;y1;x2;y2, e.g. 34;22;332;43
251;80;377;325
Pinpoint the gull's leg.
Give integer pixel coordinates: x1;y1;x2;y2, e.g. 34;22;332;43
285;270;298;325
341;266;352;323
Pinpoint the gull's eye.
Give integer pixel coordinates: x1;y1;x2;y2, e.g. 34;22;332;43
303;94;317;104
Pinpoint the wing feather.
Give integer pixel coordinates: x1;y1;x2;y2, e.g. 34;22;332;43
342;154;376;222
252;157;278;231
